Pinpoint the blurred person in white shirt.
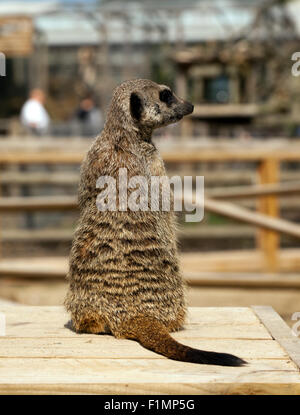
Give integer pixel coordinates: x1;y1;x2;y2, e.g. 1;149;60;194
20;89;50;135
19;89;51;228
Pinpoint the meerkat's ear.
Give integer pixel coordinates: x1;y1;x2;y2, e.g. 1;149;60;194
130;92;143;121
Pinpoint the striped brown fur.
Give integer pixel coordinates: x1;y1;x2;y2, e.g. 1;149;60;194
64;79;246;366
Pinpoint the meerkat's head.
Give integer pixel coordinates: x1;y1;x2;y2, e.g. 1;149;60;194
129;79;194;130
106;79;194;136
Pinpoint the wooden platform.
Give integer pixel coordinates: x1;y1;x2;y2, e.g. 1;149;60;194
0;305;299;394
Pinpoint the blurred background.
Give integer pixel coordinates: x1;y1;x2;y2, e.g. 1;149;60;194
0;0;300;327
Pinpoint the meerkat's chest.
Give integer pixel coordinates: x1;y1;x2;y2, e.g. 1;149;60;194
147;152;166;177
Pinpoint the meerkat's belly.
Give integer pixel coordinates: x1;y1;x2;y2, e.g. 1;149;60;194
66;206;185;328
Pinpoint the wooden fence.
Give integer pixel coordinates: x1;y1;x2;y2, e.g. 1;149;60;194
0;138;300;276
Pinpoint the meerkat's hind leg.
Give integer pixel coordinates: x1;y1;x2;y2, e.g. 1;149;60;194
72;312;111;334
166;309;186;333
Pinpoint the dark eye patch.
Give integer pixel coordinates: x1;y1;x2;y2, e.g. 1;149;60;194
159;89;173;105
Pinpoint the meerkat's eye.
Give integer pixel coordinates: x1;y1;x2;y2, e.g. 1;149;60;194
159;89;173;105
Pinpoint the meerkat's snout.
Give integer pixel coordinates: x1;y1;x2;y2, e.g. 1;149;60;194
181;101;194;116
174;100;194;121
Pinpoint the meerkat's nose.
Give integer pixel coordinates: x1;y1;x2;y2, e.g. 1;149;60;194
183;101;194;115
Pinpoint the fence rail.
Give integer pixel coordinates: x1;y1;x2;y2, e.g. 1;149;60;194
0;138;300;274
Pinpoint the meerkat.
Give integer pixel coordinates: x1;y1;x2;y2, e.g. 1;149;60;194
64;79;246;366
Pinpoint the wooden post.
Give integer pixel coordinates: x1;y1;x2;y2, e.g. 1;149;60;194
181;117;193;139
257;159;280;272
0;164;3;259
175;65;189;139
0;165;1;259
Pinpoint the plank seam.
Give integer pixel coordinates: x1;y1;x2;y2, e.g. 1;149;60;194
251;305;300;371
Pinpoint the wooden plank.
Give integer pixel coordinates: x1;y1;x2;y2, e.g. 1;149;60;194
0;306;258;325
187;307;259;324
0;299;19;307
0;358;300;395
1;379;300;395
0;257;68;278
252;306;300;370
1;321;270;341
0;160;2;260
257;159;280;272
0;338;284;359
181;226;254;239
0;226;253;243
181;249;300;273
1;222;300;243
170;170;300;186
4;174;300;194
163;149;300;162
0;138;295;150
209;181;300;199
1;306;271;340
0;172;79;186
0;197;299;217
203;197;300;239
0;153;83;164
0;196;77;212
1;249;300;279
0;229;74;242
185;272;300;289
0;137;87;149
2;147;300;164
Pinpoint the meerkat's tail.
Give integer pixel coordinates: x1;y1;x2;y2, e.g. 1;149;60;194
122;316;246;367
